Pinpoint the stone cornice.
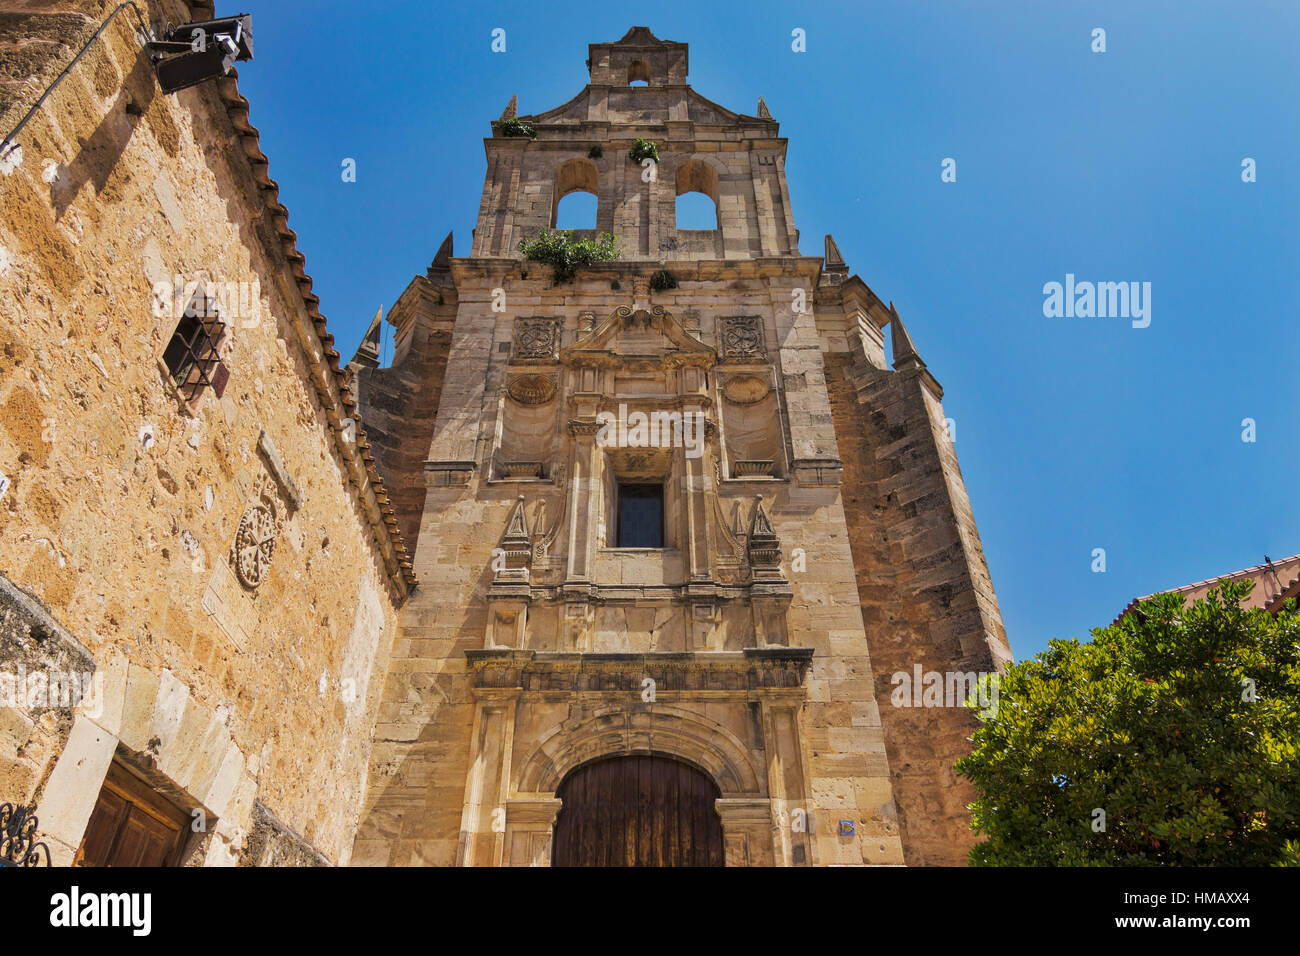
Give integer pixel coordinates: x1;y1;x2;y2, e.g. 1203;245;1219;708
450;257;823;286
465;648;815;693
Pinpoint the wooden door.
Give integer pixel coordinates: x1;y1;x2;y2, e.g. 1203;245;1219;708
76;761;191;867
552;754;724;866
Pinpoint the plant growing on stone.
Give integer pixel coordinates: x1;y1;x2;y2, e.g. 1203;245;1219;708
493;118;535;138
628;138;659;164
518;229;621;284
649;270;678;291
957;580;1300;866
588;145;603;159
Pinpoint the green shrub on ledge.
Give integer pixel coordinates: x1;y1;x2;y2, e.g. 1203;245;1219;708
519;230;621;283
493;118;535;137
650;270;678;291
628;138;659;164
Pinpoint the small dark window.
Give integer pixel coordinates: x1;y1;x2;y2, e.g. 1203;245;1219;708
617;483;664;548
162;297;227;401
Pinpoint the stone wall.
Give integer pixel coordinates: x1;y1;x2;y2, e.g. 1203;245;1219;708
0;0;407;864
824;327;1011;867
0;573;95;811
239;800;330;867
351;267;456;555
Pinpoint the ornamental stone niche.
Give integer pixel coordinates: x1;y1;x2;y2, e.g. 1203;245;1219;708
497;374;559;480
718;371;784;480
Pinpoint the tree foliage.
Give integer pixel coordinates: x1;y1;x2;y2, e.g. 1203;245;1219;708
956;580;1300;866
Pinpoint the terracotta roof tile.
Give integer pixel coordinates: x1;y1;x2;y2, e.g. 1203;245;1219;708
1112;552;1300;625
196;12;416;594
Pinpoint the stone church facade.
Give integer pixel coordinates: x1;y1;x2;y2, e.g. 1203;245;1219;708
351;28;1011;866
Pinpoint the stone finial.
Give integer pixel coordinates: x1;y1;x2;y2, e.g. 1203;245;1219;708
503;495;529;543
757;96;771;119
823;234;846;271
349;306;384;370
495;495;532;583
747;495;783;571
429;231;453;272
889;301;925;371
500;95;518;120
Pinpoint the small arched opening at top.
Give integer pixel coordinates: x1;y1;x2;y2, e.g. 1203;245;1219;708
553;156;600;230
675;158;719;230
627;59;651;86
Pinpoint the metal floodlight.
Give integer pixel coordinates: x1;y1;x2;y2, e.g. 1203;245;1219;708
148;14;253;95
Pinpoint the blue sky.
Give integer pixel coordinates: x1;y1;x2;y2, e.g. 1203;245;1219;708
236;0;1299;660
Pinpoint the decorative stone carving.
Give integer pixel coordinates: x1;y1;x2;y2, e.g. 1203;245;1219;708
720;316;765;361
493;495;532;583
721;374;771;405
746;495;783;571
226;433;302;591
506;374;557;405
464;647;814;692
512;317;561;360
502;461;543;479
232;476;285;589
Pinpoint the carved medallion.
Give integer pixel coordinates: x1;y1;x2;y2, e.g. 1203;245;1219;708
721;374;771;405
720;315;765;360
232;477;284;589
506;374;557;405
512;317;561;360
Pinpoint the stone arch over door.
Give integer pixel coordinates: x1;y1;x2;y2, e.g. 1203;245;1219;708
507;705;774;866
517;704;762;795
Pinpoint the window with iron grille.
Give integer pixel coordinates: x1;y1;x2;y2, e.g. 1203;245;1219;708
162;294;228;401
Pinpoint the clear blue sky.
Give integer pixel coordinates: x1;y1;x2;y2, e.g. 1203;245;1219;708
235;0;1299;661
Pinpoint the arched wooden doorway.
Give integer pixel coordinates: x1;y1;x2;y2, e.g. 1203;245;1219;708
552;754;724;866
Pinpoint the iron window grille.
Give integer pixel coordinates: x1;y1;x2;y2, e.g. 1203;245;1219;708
162;292;228;401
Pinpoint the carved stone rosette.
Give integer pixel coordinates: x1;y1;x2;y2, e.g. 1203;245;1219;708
505;374;557;405
232;475;286;589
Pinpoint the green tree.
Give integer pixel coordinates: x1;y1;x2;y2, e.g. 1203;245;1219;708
956;580;1300;866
